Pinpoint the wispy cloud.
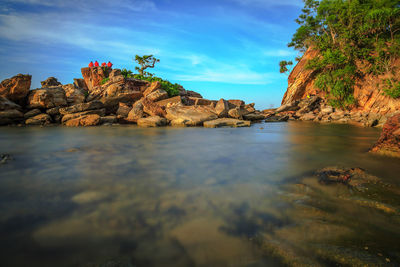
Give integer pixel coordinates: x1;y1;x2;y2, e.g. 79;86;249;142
230;0;303;8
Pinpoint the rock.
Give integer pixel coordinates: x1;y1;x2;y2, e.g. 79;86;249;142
316;167;380;191
0;96;21;111
145;89;169;102
41;77;61;87
370;114;400;157
228;107;249;119
100;115;117;124
25;113;52;125
276;100;300;113
300;112;317;121
242;113;264;121
155;96;182;108
215;98;229;117
59;100;104;115
46;107;60;116
0;154;13;165
187;97;214;106
166;105;218;126
101;92;142;114
81;66;110;92
244;103;256;113
0;109;24;125
109;69;121;78
137;116;167;127
27;87;67;109
321;106;334;115
61;109;106;124
227;99;245;108
64;114;101;127
24;109;41;119
0;74;31;103
142;97;166;117
186;90;202;98
265;115;289;122
126;100;144;123
203;118;251;128
73;78;88;90
116;102;131;118
62;84;86;105
143;81;162;97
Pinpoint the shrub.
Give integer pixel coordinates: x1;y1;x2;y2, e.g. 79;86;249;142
100;77;110;85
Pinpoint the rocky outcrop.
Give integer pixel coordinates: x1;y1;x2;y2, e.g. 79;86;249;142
27;87;67;109
166;105;218;126
137;116;167;127
126;100;144;122
0;96;21;111
0;74;31;103
41;77;61;87
146;89;168;102
370;114;400;157
0;109;23;125
155;96;182;108
203;118;251;128
59;100;104;115
64;114;101;127
81;66;110;92
61;109;106;124
25;113;52;125
62;84;86;105
142;97;166;117
215;99;229;117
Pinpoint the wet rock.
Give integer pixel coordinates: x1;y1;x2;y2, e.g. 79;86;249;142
24;109;41;119
0;74;31;102
137;116;167;127
166;105;217;126
242;113;264;121
126;100;144;123
25;113;52;125
265;114;289;122
41;77;61;87
370;114;400;157
27;87;67;109
100;115;117;124
59;100;104;115
64;114;101;127
276;100;300;113
0;109;24;125
316;167;380;190
0;96;21;111
61;109;106;124
203;118;251;128
62;84;86;105
300;112;316;121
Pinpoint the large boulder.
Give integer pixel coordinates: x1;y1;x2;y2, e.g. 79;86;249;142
156;96;182;108
187;97;215;106
137;116;167;127
59;100;104;115
0;96;21;111
103;77;149;97
227;99;245;108
24;109;41;119
0;109;23;125
204;118;251;128
25;113;52;125
228;107;249;119
242;113;264;121
142;97;166;117
101;92;142;114
27;87;67;109
41;77;61;87
81;66;110;92
73;78;88;90
61;109;106;124
186;90;202;98
370;114;400;157
143;81;162;97
215;98;229;117
126;100;144;123
116;102;131;118
146;89;169;102
64;114;101;127
0;74;31;103
166;105;217;126
62;84;86;105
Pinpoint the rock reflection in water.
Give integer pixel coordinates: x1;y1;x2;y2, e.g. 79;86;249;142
0;122;399;266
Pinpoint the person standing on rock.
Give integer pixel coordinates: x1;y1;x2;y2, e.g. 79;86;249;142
88;61;94;68
107;61;113;68
94;61;99;67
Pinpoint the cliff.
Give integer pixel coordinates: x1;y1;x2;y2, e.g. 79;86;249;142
282;48;400;116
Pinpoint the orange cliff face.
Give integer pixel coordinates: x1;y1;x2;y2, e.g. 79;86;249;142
281;48;400;116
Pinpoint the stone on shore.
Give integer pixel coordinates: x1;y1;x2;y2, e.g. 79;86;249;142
0;96;21;111
137;116;167;127
143;81;162;97
0;74;31;103
204;118;251;128
59;100;104;115
145;89;169;102
215;98;229;117
100;115;117;124
61;109;106;124
62;84;86;105
166;105;217;126
28;87;67;109
65;114;101;127
101;92;142;114
155;96;182;108
265;115;289;122
25;113;52;125
0;109;24;125
242;113;264;121
370;114;400;157
142;98;166;117
126;100;144;122
116;102;131;118
24;109;42;119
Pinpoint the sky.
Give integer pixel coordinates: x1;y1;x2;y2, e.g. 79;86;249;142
0;0;303;109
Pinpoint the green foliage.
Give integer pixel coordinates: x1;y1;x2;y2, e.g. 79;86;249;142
134;55;160;77
283;0;400;106
383;79;400;98
279;60;293;75
121;68;133;78
100;77;110;85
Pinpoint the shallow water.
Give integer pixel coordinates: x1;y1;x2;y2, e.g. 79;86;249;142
0;122;399;266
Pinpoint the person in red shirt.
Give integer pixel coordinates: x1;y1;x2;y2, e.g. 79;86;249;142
94;61;99;67
101;62;106;67
107;61;113;68
89;61;94;68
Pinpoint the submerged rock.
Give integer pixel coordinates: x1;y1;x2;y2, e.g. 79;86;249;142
0;154;13;165
203;118;251;128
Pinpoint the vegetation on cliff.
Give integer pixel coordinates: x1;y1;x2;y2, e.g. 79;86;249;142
280;0;400;108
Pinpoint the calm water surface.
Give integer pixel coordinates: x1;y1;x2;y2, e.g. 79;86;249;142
0;122;399;266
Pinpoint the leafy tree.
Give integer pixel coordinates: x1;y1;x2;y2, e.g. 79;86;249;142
281;0;400;107
134;55;160;77
279;60;293;75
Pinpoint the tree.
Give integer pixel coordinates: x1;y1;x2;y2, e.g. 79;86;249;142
134;55;160;77
282;0;400;107
279;60;293;75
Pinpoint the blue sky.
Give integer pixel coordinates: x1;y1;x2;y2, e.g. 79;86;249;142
0;0;303;109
